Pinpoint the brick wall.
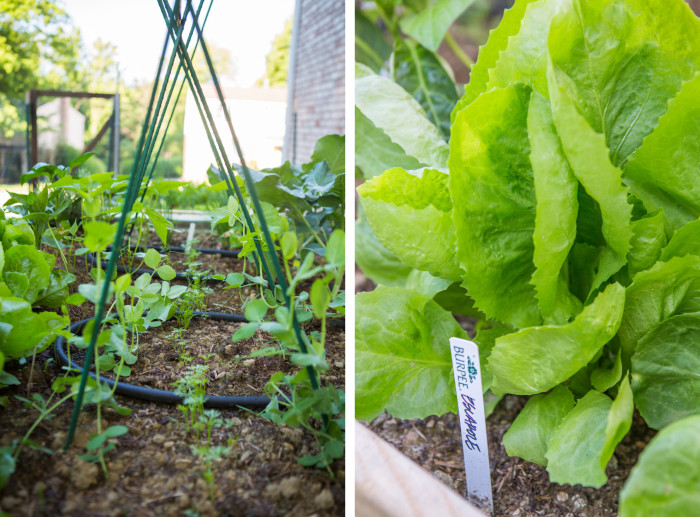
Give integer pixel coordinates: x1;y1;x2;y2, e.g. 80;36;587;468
283;0;345;165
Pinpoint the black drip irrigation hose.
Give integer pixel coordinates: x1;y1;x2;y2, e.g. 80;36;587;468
85;244;241;283
54;311;271;409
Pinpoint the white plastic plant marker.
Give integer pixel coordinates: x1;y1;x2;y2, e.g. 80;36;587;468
449;337;493;513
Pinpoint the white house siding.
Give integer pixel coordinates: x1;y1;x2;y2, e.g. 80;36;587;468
183;86;287;182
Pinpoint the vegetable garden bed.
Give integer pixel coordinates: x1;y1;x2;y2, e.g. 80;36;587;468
1;234;345;516
0;125;345;515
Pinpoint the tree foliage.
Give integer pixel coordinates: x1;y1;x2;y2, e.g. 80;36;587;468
0;0;82;137
258;18;291;87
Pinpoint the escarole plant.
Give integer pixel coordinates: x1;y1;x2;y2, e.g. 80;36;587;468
356;0;700;505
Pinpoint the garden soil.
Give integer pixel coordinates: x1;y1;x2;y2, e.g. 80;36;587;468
0;247;345;517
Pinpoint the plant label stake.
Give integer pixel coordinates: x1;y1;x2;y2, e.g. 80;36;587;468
449;337;493;513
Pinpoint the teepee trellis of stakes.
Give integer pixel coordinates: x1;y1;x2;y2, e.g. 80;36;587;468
65;0;325;447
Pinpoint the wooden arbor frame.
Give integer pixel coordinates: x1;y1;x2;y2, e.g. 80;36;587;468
26;89;120;172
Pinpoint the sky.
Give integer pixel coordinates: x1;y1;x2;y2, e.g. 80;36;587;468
62;0;294;87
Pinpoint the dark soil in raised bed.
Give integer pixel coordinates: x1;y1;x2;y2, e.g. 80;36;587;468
356;270;656;516
65;316;346;395
0;240;345;517
364;400;655;517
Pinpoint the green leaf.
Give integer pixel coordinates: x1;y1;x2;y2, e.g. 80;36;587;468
545;381;633;488
355;10;391;72
547;0;700;166
355;286;468;421
68;152;95;170
280;232;297;261
306;134;345;175
143;248;161;270
627;211;667;277
310;279;331;320
104;425;129;438
35;269;76;308
155;265;176;282
619;415;700;517
84;221;116;253
528;92;581;324
355;107;425;179
393;39;459;140
0;297;65;359
115;273;131;293
2;245;51;304
602;376;634;466
660;218;700;262
355;206;413;286
631;313;700;430
2;220;34;248
457;0;559;117
356;64;449;170
458;0;539;112
359;168;460;281
488;283;625;395
591;347;623;393
503;385;575;466
225;272;244;288
618;255;700;360
232;322;258;342
449;84;540;328
325;229;344;267
399;0;476;52
145;207;171;246
624;74;700;229
548;62;633;265
244;299;268;322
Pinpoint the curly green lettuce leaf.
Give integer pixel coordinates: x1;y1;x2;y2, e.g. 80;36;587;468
356;205;455;303
473;323;513;392
457;0;539;113
470;0;563;108
488;282;625;395
624;74;700;230
355;207;415;287
2;245;51;304
359;167;461;281
399;0;476;52
393;39;459;140
35;269;76;308
545;378;633;488
0;297;65;359
503;385;575;466
631;314;700;430
660;218;700;262
618;255;700;360
449;84;541;328
619;415;700;517
355;286;468;421
355;107;425;179
627;211;666;277
528;91;581;324
356;64;449;170
548;62;633;270
591;346;623;393
548;0;700;166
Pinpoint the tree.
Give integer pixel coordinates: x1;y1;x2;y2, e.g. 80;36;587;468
191;43;237;85
0;0;82;137
258;18;292;87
